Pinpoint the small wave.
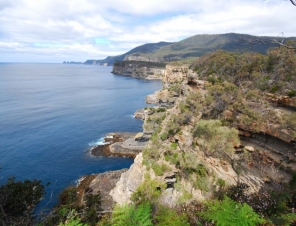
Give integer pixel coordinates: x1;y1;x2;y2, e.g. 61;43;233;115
127;114;135;119
88;137;110;146
74;176;86;187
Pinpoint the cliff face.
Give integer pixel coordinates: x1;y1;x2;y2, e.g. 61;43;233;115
112;60;166;79
110;63;295;207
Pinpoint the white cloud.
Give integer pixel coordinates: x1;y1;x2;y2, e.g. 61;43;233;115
0;0;295;62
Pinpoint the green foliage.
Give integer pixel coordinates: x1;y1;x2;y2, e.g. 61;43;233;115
178;189;193;203
193;119;240;158
131;174;163;204
112;202;153;226
193;176;208;192
270;85;280;93
155;205;190;226
277;213;296;226
58;209;87;226
281;112;296;129
198;196;265;226
192;48;296;96
207;76;218;84
151;163;170;176
84;192;102;226
156;107;166;113
169;84;181;95
164;151;179;165
171;142;178;150
59;187;78;207
143;146;161;160
217;178;226;188
290;173;296;188
288;90;296;97
0;176;45;225
160;132;168;141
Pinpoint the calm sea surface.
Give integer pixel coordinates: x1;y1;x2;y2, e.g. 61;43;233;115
0;63;161;210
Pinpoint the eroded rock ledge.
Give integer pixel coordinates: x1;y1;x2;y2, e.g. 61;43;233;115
90;132;148;158
77;169;128;211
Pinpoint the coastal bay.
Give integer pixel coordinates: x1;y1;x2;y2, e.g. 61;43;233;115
0;63;162;211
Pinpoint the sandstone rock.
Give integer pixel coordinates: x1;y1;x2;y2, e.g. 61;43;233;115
245;146;255;152
146;91;159;104
110;153;147;204
88;169;128;210
163;65;189;87
134;109;144;119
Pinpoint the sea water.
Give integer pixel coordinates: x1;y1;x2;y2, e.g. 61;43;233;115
0;63;161;210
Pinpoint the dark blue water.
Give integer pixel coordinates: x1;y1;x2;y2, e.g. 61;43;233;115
0;63;161;210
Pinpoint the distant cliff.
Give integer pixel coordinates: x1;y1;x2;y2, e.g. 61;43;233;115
112;61;166;79
84;41;172;66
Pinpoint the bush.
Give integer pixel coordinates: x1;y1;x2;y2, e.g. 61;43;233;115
193;119;240;158
131;174;164;204
156;108;166;113
171;142;178;150
155;205;190;226
198;196;265;226
288;90;296;97
112;202;153;226
217;178;226;188
160;132;168;141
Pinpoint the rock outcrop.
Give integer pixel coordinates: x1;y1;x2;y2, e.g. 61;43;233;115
88;169;128;210
110;153;147;204
112;61;166;80
90;132;147;158
265;93;296;109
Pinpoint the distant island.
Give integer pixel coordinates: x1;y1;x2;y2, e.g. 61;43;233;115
63;61;83;64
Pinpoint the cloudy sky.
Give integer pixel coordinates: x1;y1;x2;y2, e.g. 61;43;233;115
0;0;295;63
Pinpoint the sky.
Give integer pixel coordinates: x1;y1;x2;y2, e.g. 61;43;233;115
0;0;295;63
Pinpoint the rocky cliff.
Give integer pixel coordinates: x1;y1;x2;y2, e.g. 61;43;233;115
109;62;295;207
112;60;166;79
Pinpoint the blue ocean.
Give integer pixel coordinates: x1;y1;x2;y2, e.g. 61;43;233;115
0;63;161;210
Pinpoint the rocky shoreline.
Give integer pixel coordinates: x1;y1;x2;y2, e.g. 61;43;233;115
76;169;128;210
90;132;148;158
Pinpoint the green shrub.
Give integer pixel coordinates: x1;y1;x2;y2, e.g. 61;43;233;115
270;85;280;93
152;163;164;176
155;205;190;226
156;108;166;112
198;196;265;226
193;119;240;158
112;202;153;226
217;178;226;188
178;189;193;203
171;142;178;150
160;132;168;141
194;176;209;192
288;90;296;97
58;210;87;226
131;174;164;204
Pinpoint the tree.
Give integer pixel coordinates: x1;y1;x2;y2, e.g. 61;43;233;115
0;177;45;225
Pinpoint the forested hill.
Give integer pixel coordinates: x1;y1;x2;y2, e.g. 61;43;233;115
84;33;296;65
84;41;173;65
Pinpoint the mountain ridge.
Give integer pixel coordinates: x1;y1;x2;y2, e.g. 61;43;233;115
84;33;296;65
